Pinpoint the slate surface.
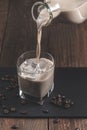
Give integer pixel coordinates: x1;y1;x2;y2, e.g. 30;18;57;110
0;68;87;118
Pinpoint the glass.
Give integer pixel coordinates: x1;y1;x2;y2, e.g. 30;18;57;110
17;51;55;105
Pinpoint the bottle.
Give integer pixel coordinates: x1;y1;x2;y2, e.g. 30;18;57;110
32;0;87;25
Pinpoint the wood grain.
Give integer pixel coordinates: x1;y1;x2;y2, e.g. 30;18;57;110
0;0;38;67
0;0;9;56
49;119;87;130
0;0;87;67
0;118;48;130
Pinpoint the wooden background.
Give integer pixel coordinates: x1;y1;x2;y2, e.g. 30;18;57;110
0;0;87;130
1;0;87;67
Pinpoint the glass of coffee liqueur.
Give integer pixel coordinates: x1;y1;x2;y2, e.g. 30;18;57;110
17;51;55;105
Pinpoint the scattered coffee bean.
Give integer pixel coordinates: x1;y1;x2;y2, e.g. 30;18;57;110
5;87;10;90
11;124;19;129
57;94;61;98
0;75;17;84
8;85;17;90
42;109;49;114
64;103;71;108
10;107;16;112
65;99;71;104
71;101;74;105
20;99;27;105
56;98;62;106
51;94;74;109
56;100;62;106
62;96;65;99
20;110;27;115
3;108;9;114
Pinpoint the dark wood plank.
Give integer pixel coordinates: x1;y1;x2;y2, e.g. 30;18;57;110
0;0;9;56
49;119;87;130
0;0;39;67
0;0;87;67
0;118;48;130
47;20;87;67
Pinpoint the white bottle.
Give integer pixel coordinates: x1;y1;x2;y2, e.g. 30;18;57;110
44;0;87;24
32;0;87;25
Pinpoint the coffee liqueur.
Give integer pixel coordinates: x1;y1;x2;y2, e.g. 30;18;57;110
36;7;50;62
18;58;54;104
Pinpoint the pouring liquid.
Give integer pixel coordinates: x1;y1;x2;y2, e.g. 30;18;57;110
36;8;50;65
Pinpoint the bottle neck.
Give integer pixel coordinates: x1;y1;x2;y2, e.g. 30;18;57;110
44;0;61;18
31;1;61;27
47;3;61;18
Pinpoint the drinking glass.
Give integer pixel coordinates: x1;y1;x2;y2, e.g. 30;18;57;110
17;51;55;105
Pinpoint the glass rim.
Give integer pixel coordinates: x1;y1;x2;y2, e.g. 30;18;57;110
17;50;55;74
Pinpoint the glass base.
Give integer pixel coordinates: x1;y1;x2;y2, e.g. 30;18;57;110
19;83;54;105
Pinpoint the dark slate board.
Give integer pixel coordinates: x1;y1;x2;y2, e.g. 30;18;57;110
0;67;87;118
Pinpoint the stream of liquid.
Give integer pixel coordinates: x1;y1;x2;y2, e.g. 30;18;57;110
36;8;50;63
36;26;42;63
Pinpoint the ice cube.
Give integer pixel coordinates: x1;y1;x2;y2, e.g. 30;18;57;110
19;58;53;80
39;58;53;72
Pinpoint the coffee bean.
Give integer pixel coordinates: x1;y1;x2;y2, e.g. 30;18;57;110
3;108;9;114
6;86;13;90
65;99;71;103
62;96;65;99
11;125;19;129
56;100;62;106
20;99;27;105
5;87;10;90
10;107;16;112
58;97;62;102
51;94;74;109
7;85;16;90
20;110;27;115
71;101;74;105
62;97;66;102
42;109;49;114
64;103;71;108
57;94;61;98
